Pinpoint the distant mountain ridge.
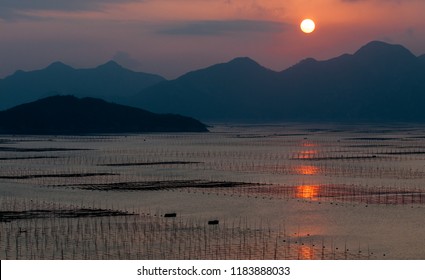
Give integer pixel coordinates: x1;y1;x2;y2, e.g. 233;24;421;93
133;57;281;120
2;41;425;122
0;96;208;134
0;61;165;110
131;41;425;122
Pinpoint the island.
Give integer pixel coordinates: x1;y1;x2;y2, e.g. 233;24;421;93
0;95;208;134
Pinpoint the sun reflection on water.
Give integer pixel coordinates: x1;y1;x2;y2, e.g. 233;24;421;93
298;150;318;159
298;245;315;260
301;141;317;147
295;165;319;175
296;185;320;200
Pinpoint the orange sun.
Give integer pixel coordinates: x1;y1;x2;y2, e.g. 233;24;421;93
300;19;315;34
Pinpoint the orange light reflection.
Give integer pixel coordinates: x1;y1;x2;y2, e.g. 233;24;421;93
301;141;317;147
295;165;319;175
298;245;315;260
298;150;318;159
296;185;320;200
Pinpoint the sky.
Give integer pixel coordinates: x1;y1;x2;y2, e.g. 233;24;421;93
0;0;424;79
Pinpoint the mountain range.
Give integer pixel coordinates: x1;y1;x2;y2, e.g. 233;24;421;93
0;61;164;110
131;41;425;122
0;96;208;134
1;41;425;122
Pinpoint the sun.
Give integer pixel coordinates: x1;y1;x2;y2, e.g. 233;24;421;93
300;19;315;34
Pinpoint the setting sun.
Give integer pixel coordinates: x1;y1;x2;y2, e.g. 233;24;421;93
300;19;316;33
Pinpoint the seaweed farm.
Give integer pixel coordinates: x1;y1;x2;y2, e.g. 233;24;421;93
1;124;425;259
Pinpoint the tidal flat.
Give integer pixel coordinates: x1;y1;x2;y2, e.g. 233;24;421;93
1;124;424;259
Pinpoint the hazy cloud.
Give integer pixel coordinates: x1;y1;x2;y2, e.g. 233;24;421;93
341;0;414;3
158;20;288;36
0;0;141;20
0;0;140;11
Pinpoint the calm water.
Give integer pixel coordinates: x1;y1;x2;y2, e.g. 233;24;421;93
1;123;424;259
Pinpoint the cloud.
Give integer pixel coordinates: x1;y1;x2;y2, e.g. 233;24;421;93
158;20;289;36
0;0;139;11
340;0;414;3
0;0;140;20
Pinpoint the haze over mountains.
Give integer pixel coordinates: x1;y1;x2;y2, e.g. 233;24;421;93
1;41;425;122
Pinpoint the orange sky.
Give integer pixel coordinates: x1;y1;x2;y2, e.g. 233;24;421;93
0;0;424;78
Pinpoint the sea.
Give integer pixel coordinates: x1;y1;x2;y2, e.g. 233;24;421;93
1;123;424;259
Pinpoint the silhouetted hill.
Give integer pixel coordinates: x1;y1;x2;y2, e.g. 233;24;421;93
0;96;208;134
354;41;416;63
0;61;165;110
132;41;425;122
275;41;425;121
132;57;281;120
